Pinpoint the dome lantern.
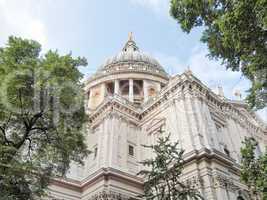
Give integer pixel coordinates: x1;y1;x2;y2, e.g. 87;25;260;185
122;32;139;52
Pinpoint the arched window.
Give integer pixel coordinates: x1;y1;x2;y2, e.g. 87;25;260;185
106;82;114;96
133;80;143;95
120;80;129;95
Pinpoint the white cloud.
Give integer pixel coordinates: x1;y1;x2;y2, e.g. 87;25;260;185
0;0;48;47
188;47;250;97
154;46;251;99
154;47;267;122
129;0;169;14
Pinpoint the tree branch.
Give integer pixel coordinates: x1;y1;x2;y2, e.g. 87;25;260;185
0;114;15;146
15;111;44;149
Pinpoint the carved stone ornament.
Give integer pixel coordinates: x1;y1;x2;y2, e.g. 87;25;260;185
213;174;239;192
184;176;204;189
88;191;131;200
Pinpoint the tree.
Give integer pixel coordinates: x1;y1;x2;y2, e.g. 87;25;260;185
138;132;202;200
240;137;267;200
0;36;90;200
170;0;267;109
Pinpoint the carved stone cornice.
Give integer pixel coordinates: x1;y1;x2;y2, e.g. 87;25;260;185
50;168;143;199
190;76;266;133
213;173;239;192
182;148;241;177
89;95;141;128
85;72;168;91
141;75;186;116
141;72;265;134
88;190;130;200
88;71;266;134
86;61;169;83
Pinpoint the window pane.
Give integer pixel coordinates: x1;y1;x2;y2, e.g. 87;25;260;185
129;145;134;156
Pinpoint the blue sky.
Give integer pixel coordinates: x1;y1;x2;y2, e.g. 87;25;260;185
0;0;266;121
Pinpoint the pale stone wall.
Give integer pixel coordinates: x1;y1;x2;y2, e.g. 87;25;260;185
81;114;141;176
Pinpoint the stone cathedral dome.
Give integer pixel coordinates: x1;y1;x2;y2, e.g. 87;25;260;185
85;33;170;109
87;33;169;82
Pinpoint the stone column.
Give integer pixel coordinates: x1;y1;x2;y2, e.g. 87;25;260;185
109;114;115;167
129;79;134;102
174;98;195;151
184;95;202;150
200;100;218;149
114;79;119;95
193;98;211;149
143;80;148;102
215;186;229;200
87;90;92;110
226;120;239;161
101;83;106;97
156;82;161;93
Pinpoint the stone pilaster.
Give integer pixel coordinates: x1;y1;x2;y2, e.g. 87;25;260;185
174;97;195;151
193;98;212;149
129;79;134;102
101;83;106;97
114;79;119;94
156;82;161;92
143;80;148;102
184;95;203;150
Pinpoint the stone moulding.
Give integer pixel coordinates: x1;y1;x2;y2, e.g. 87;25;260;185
213;172;240;192
86;61;169;84
88;71;266;134
51;168;144;199
87;190;134;200
50;148;245;199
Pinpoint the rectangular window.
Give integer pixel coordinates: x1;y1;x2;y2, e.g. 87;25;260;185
128;145;134;157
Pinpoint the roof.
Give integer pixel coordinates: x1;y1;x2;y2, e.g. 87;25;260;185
86;33;169;83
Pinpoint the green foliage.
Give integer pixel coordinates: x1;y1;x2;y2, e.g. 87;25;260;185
170;0;267;109
0;36;90;200
138;132;202;200
240;137;267;199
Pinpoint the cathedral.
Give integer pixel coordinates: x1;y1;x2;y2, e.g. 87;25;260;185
48;34;267;200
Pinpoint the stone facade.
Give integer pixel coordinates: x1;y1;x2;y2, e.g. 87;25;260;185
48;35;267;200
